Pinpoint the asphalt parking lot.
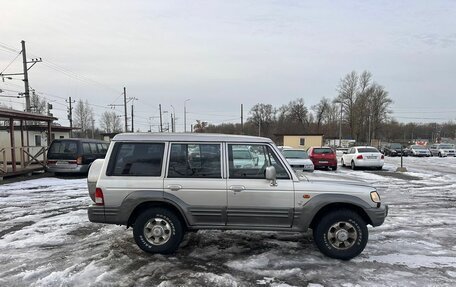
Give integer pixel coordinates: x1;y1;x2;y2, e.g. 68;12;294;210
1;156;455;287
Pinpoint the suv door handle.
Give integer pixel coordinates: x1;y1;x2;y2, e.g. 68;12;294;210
229;185;245;192
167;184;182;191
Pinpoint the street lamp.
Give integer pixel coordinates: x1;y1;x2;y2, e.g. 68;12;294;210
184;99;191;132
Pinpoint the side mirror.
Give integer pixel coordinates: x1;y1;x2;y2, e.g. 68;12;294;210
265;166;277;186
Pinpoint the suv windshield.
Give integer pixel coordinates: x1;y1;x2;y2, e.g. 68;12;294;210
313;148;333;154
282;150;309;159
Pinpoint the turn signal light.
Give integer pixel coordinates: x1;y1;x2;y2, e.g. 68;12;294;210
95;188;104;206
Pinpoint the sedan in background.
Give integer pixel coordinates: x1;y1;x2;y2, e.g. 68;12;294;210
409;145;431;157
383;143;408;157
307;147;337;170
428;143;456;157
341;146;384;170
281;149;314;172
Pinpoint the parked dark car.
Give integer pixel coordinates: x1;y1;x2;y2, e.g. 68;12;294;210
47;139;109;174
307;146;337;170
383;143;408;157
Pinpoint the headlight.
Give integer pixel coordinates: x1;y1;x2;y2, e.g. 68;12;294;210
370;191;381;203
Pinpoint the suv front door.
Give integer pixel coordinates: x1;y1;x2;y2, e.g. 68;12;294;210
226;144;294;228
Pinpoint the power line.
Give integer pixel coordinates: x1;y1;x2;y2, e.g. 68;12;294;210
0;51;21;74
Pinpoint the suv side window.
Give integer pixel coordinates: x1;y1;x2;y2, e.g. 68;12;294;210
168;143;221;178
82;143;92;154
89;143;98;154
228;144;289;179
108;143;165;176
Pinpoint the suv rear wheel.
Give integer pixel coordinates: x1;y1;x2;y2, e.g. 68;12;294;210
313;209;368;260
133;208;184;254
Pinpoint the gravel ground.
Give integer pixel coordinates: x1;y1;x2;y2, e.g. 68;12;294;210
0;156;455;287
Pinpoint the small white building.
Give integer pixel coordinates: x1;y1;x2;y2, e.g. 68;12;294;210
0;125;72;162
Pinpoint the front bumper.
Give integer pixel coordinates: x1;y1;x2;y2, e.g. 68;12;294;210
365;204;388;227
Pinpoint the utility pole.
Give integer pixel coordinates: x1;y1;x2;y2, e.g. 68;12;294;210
131;104;134;132
0;40;41;112
184;99;191;132
91;119;95;139
339;102;343;147
66;97;75;137
22;40;31;112
159;104;163;132
241;104;244;134
170;113;174;132
123;87;128;132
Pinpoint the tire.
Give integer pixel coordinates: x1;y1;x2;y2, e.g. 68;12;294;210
351;161;357;170
376;166;382;170
313;209;368;260
133;208;184;254
341;158;345;167
331;165;338;171
438;152;442;157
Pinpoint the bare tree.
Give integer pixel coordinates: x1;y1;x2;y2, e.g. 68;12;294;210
193;120;208;133
99;111;122;133
287;98;309;127
312;97;331;131
74;99;94;137
30;92;47;114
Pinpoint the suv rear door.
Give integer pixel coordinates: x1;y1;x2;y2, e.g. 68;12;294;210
164;142;226;226
226;143;294;227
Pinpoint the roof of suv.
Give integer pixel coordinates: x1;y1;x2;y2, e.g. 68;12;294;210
112;133;273;143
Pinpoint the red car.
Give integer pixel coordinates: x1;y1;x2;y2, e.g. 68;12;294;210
307;146;337;170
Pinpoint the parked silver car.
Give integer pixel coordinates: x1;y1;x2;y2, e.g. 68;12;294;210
408;145;431;157
87;133;387;260
281;148;314;172
428;143;456;157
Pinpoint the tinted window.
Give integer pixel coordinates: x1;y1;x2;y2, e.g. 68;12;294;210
98;143;108;154
358;148;380;153
390;143;402;149
49;140;78;155
168;144;221;178
89;143;98;153
313;148;334;154
110;143;165;176
229;144;289;179
82;143;91;154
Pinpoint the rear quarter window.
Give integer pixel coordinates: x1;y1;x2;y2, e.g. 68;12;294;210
108;142;165;176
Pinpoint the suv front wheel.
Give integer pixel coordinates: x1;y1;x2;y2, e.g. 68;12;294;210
313;209;368;260
133;208;184;254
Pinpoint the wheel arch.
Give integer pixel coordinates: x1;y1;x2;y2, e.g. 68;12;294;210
309;202;372;229
127;200;188;229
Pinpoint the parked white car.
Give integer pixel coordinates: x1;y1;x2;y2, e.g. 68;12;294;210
408;145;431;157
341;146;384;170
428;144;456;157
281;149;314;172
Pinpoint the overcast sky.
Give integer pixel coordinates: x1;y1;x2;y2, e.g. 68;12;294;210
1;0;455;131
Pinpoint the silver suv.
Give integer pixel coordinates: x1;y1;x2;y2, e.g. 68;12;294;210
87;133;388;260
